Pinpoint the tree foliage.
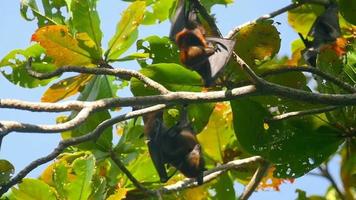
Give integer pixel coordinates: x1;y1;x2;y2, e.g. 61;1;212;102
0;0;355;199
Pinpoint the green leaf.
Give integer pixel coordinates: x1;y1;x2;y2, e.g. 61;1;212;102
295;189;326;200
70;0;102;58
0;160;14;185
130;63;203;96
106;1;146;59
89;175;107;200
131;63;202;96
127;152;159;184
136;36;180;67
10;179;56;200
65;155;95;200
0;44;56;88
110;52;149;62
199;0;234;11
114;118;146;157
20;0;66;27
288;4;324;37
339;0;356;25
142;0;175;25
231;99;343;178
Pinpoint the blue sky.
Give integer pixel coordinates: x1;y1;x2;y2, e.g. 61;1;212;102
0;0;342;199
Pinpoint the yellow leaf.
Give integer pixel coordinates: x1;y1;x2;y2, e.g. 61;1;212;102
235;21;281;67
197;102;235;163
32;25;93;67
107;188;127;200
41;74;93;102
40;163;55;186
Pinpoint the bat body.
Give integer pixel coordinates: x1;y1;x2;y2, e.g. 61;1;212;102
170;0;235;86
143;110;205;184
301;3;341;67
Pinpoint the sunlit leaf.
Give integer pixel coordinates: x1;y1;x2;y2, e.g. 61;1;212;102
142;0;175;25
10;178;56;200
49;152;96;200
295;189;326;200
41;74;93;102
65;154;95;200
288;4;324;37
20;0;66;27
70;0;102;53
0;160;14;185
106;188;127;200
32;25;93;67
234;21;281;67
106;1;146;59
200;0;234;11
183;185;208;200
197;103;236;163
0;44;56;88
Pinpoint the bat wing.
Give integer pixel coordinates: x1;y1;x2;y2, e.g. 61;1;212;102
169;0;188;41
201;37;235;85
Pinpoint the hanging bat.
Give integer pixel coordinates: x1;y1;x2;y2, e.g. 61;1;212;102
301;2;341;67
169;0;235;86
143;108;205;184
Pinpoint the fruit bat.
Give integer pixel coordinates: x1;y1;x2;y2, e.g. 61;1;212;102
301;2;341;67
143;108;205;184
169;0;235;86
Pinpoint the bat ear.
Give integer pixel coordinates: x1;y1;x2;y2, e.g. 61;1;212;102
201;37;236;86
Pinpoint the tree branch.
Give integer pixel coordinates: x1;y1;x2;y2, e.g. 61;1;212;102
240;161;270;200
26;58;170;95
266;106;341;122
0;108;93;134
158;156;263;193
261;66;356;93
0;104;167;196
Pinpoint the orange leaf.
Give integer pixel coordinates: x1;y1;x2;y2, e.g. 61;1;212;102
41;74;93;102
259;166;294;191
32;25;93;67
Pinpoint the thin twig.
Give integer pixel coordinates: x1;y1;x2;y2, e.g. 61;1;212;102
109;151;155;195
266;106;341;122
0;104;167;196
318;165;345;200
261;66;356;93
239;161;270;200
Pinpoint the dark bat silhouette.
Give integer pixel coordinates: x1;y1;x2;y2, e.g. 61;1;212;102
301;2;341;67
143;108;205;184
169;0;235;86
